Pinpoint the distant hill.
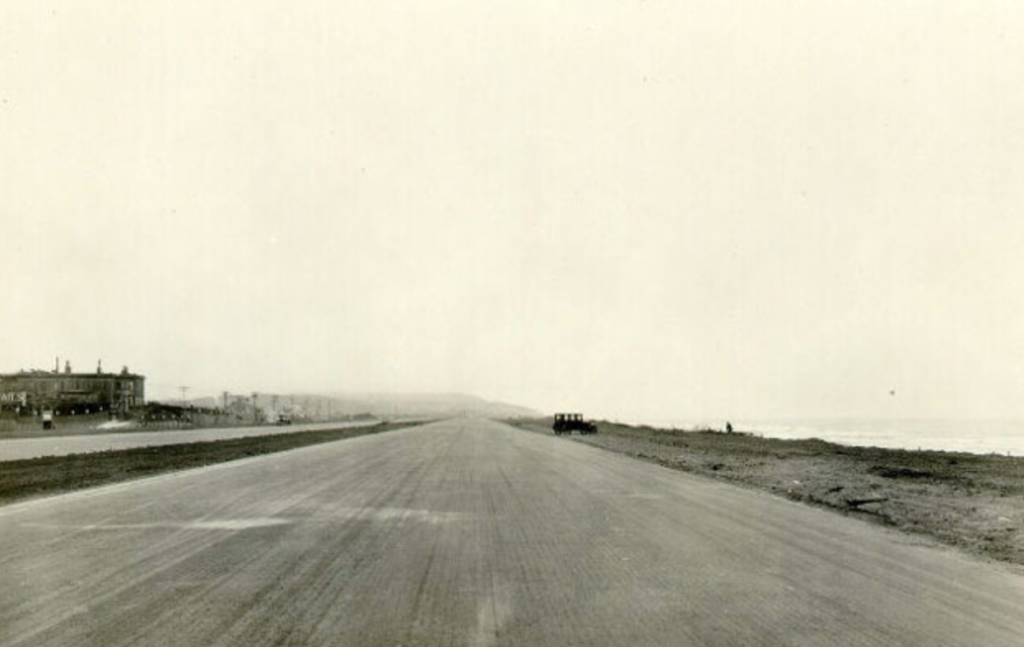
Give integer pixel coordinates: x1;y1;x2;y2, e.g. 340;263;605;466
317;392;540;420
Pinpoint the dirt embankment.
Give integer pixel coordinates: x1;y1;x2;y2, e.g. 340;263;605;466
510;419;1024;566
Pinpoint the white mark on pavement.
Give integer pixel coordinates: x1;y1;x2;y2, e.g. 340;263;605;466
23;517;292;531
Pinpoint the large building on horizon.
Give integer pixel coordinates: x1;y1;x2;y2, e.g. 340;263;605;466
0;360;145;415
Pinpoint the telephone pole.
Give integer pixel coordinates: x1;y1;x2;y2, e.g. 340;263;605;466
179;386;189;407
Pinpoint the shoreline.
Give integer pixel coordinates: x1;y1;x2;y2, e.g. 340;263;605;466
608;418;1024;457
509;418;1024;567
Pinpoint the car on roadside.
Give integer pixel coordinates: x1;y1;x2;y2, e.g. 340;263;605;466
552;413;597;435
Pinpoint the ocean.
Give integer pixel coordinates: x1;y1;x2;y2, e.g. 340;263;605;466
624;418;1024;457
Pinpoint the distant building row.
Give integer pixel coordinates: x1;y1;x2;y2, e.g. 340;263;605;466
0;359;145;415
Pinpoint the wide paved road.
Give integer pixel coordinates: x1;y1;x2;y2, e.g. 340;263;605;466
1;419;1022;647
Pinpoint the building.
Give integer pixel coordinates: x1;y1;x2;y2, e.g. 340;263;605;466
0;360;145;416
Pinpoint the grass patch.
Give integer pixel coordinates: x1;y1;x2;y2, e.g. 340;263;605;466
0;420;425;506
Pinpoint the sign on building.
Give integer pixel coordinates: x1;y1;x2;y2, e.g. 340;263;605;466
0;392;28;406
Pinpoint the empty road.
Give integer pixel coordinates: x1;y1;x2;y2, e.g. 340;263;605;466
0;420;383;462
1;419;1022;646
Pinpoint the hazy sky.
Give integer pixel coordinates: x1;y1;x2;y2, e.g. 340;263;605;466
3;1;1023;421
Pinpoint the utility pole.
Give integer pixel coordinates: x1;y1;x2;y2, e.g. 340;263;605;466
222;391;229;412
252;392;259;423
179;386;189;407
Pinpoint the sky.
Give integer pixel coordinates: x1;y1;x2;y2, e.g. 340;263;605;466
3;1;1024;421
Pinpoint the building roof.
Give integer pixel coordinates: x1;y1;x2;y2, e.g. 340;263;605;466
1;371;145;379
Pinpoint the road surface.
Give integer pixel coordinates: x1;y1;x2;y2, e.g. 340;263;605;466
1;419;1022;646
0;420;382;462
